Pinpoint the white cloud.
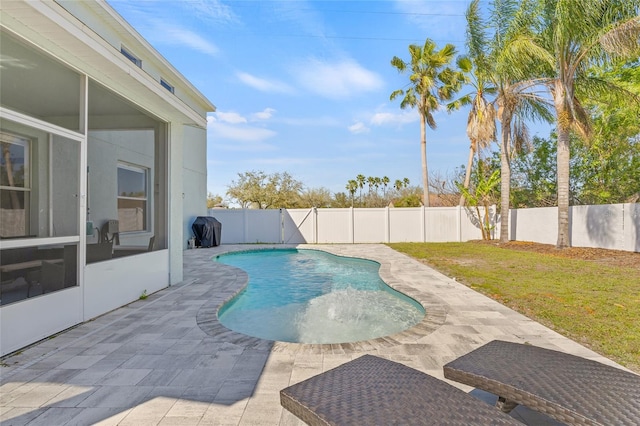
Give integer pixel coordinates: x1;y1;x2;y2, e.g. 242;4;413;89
348;122;370;134
370;111;418;126
212;112;247;124
251;108;276;121
181;0;238;24
147;21;219;56
292;58;383;99
207;113;276;147
209;123;276;146
237;72;295;94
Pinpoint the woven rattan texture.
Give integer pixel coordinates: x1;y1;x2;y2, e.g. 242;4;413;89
280;354;520;425
443;340;640;426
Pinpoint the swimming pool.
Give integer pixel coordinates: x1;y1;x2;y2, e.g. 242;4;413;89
215;249;425;344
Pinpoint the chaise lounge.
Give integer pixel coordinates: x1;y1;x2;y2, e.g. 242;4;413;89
280;354;521;425
443;340;640;426
281;340;640;425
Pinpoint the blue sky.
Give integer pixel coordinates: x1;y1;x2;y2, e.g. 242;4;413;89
108;0;550;203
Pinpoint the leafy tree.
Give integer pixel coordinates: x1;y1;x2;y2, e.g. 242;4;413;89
206;192;224;209
575;59;640;204
392;186;424;207
526;0;640;248
226;171;303;209
510;136;558;207
391;39;464;207
457;160;500;240
300;187;332;208
331;192;351;208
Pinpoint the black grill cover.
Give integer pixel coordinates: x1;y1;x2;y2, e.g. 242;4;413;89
192;216;221;247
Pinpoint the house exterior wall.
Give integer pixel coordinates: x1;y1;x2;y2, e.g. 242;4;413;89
0;0;214;356
182;125;208;251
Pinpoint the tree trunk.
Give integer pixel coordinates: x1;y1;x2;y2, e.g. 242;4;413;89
499;114;512;243
459;142;475;206
421;115;430;207
556;125;571;248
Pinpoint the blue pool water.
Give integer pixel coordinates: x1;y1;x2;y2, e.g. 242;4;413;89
215;249;425;344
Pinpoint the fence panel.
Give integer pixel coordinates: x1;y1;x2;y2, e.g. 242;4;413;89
354;209;387;243
625;203;640;252
208;203;638;252
208;210;245;244
389;208;424;242
510;207;557;245
426;207;459;242
317;209;352;243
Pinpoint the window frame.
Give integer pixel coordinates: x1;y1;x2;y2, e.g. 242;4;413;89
0;131;31;237
116;162;149;233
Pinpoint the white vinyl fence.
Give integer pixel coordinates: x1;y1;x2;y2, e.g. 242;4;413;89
206;203;639;252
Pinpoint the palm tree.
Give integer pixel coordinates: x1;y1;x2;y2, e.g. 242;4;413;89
391;39;464;207
382;176;390;196
356;174;365;205
460;0;553;242
525;0;640;248
448;0;498;207
492;0;555;243
346;180;358;207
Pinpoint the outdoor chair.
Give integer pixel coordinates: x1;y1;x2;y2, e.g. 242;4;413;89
280;354;521;425
443;340;640;426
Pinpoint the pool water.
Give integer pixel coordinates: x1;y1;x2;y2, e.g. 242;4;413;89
215;249;425;344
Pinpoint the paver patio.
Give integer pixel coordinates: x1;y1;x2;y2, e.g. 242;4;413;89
0;244;626;425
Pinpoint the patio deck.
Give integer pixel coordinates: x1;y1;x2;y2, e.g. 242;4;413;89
0;244;625;425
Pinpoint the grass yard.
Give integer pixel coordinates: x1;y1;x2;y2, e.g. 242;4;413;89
388;241;640;372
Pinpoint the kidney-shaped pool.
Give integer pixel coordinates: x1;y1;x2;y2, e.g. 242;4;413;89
215;249;425;344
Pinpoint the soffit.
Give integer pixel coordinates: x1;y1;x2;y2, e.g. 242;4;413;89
1;1;210;128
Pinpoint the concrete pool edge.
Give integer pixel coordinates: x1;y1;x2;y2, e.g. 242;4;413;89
192;244;448;354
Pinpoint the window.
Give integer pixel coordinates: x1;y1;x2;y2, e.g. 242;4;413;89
120;46;142;68
160;78;174;93
0;132;30;238
117;163;148;232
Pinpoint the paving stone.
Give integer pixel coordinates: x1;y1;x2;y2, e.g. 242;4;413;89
0;244;626;426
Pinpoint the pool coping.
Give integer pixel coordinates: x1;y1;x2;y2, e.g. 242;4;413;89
192;244;448;354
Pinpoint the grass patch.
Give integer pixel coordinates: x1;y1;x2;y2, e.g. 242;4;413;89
388;242;640;372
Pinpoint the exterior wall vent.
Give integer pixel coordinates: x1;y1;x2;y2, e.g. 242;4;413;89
120;46;142;68
160;78;175;93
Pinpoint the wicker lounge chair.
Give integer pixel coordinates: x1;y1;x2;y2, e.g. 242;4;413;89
443;340;640;426
280;354;521;425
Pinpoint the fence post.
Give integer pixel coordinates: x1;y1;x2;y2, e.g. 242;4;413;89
457;205;462;242
421;206;426;242
280;209;284;244
385;206;390;243
243;209;249;243
313;207;318;244
350;207;354;244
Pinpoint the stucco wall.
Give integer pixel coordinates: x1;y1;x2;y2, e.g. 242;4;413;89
182;124;208;250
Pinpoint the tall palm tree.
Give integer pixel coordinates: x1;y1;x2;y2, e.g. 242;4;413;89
449;0;498;207
356;174;365;205
382;176;390;196
526;0;640;248
494;2;555;243
391;39;464;207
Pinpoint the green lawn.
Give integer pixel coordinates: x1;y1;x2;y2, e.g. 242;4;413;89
388;242;640;372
